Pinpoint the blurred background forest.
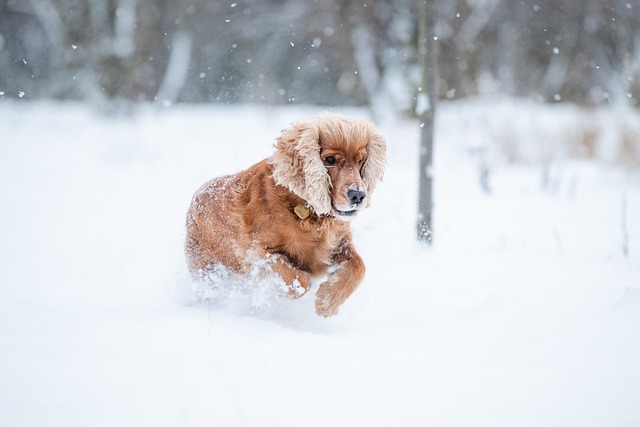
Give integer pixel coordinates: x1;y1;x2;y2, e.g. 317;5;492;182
1;0;639;112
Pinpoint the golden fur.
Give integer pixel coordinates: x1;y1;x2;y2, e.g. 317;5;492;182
185;114;386;317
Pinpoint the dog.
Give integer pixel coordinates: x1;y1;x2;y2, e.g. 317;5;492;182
185;114;386;317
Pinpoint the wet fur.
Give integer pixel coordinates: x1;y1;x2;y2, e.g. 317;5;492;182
185;114;386;317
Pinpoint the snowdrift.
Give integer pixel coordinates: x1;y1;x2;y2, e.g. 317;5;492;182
1;100;639;427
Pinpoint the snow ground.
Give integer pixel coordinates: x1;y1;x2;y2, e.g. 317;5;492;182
1;100;639;427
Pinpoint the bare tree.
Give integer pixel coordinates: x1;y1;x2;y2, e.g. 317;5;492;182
416;0;438;243
2;0;638;109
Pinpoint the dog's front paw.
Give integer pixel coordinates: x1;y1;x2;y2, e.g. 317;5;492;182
278;274;311;299
315;284;341;317
289;277;311;298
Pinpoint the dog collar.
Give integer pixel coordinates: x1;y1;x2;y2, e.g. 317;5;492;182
294;204;311;220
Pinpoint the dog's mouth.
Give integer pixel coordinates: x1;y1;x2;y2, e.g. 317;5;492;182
332;207;359;218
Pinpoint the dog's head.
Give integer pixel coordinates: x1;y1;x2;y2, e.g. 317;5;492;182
270;114;386;219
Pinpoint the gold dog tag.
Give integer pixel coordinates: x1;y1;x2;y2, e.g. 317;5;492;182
294;204;311;219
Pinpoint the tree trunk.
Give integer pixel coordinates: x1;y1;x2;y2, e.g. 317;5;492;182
416;0;438;243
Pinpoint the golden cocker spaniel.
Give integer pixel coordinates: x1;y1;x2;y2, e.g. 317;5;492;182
185;114;386;317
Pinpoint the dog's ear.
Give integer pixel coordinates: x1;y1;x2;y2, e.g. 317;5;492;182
270;122;332;215
362;126;387;207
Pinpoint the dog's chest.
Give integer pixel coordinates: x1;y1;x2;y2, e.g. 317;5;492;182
283;220;346;273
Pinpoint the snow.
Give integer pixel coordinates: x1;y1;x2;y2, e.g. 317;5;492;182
1;99;639;427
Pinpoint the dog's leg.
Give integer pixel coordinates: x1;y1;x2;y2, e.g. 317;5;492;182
315;243;365;317
261;253;312;299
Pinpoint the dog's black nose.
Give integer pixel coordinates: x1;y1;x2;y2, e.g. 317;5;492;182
347;189;366;205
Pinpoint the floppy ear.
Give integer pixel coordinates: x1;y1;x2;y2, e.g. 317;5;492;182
270;122;332;215
362;126;387;207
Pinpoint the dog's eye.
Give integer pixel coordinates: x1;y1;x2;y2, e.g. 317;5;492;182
324;156;337;166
